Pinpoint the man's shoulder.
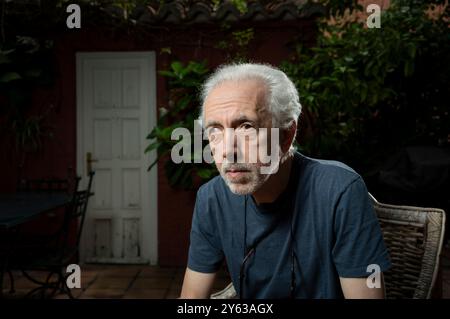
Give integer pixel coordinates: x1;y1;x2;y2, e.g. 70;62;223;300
305;156;359;177
298;153;362;190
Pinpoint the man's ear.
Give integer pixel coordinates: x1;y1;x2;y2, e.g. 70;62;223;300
281;121;297;154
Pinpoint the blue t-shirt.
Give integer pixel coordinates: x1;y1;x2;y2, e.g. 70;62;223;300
187;152;391;298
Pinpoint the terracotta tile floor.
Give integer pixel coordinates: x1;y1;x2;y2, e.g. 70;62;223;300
2;245;450;299
1;264;231;299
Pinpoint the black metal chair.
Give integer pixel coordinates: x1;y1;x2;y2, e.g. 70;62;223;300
7;172;95;298
1;174;81;296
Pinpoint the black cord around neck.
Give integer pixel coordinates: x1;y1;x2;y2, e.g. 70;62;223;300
239;194;298;299
289;207;297;299
244;195;248;257
239;154;302;299
239;195;250;299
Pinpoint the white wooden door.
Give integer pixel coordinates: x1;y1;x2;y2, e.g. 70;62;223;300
76;52;157;264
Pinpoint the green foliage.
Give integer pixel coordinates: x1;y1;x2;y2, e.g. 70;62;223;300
232;28;254;47
0;36;55;156
229;0;248;14
145;61;218;189
10;112;54;153
282;0;450;172
215;26;255;62
211;0;248;13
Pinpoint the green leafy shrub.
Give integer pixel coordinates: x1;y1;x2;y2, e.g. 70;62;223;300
0;36;55;165
282;0;449;173
145;61;218;189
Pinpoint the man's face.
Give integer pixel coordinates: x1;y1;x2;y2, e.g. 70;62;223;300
203;79;278;195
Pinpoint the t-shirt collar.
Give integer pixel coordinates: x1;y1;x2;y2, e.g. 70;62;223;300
248;152;302;214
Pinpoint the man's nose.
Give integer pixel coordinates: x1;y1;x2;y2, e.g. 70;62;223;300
221;128;237;161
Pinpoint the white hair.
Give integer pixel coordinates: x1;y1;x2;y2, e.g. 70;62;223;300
200;62;302;154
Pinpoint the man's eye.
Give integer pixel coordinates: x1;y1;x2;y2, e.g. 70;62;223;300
207;127;223;142
208;127;221;135
241;123;254;130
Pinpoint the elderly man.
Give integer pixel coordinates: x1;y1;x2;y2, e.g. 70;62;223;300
180;63;391;299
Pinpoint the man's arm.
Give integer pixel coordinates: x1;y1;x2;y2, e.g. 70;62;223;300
180;267;217;299
339;273;385;299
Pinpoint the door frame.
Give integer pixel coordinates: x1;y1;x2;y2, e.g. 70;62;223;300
76;51;158;265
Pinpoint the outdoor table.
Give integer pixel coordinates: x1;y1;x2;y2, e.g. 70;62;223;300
0;192;71;297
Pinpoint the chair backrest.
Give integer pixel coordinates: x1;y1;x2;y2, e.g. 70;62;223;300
60;172;95;258
73;171;95;247
369;193;446;298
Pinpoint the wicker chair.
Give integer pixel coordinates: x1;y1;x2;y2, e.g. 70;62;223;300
370;193;446;298
211;283;237;299
211;194;446;299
